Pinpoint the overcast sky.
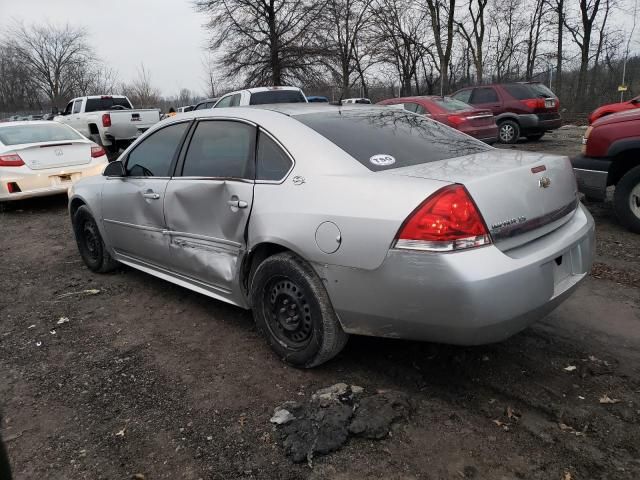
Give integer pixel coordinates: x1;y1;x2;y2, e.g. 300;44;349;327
0;0;211;96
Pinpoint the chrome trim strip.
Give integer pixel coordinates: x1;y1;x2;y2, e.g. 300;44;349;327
103;218;164;233
491;198;578;241
162;230;241;248
466;114;494;120
168;177;254;184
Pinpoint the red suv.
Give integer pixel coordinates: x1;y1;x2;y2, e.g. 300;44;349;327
452;83;561;144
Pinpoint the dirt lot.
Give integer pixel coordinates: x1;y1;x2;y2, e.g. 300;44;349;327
1;128;639;480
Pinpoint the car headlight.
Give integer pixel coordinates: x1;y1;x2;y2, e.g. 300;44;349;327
581;126;592;154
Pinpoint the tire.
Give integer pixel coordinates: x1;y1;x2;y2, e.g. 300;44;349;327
498;120;520;144
250;252;349;368
72;205;119;273
613;165;640;233
526;133;545;141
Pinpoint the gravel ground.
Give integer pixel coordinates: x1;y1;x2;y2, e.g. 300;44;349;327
1;128;639;480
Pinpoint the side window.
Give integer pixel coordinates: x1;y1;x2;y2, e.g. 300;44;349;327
72;99;83;114
181;121;255;179
214;95;233;108
415;104;428;115
470;87;499;104
64;101;74;115
256;131;293;181
403;102;418;113
230;94;241;107
126;122;189;177
452;90;472;103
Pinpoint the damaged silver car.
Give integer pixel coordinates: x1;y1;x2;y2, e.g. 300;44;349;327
69;105;595;367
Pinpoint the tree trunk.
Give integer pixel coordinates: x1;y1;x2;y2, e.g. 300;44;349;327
555;0;563;96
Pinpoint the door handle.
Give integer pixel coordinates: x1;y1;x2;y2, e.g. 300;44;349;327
227;199;248;209
142;192;160;200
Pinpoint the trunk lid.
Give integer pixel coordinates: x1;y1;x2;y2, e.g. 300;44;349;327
107;109;161;139
386;149;578;251
12;141;92;170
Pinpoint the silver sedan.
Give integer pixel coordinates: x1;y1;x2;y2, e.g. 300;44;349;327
0;121;108;201
68;105;595;367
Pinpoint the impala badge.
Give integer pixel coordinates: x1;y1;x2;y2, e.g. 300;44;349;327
539;177;551;188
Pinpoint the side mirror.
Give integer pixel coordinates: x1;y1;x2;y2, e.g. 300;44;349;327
103;160;126;177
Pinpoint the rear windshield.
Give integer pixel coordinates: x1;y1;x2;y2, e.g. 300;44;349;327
504;84;556;99
430;97;472;112
85;97;133;112
249;90;306;105
295;109;490;171
0;123;83;146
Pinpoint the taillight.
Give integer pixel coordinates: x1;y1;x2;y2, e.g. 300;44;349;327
0;154;25;167
91;145;106;158
447;115;467;126
394;184;491;252
521;98;545;110
102;113;111;127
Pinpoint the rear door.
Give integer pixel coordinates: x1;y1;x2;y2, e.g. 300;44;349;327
469;87;502;114
163;119;256;304
102;120;191;266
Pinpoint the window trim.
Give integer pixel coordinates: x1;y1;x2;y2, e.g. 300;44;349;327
172;117;258;182
122;119;193;179
255;127;296;185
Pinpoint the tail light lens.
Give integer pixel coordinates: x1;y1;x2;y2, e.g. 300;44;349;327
521;98;545;110
91;145;106;158
394;184;491;252
102;113;111;127
447;115;467;126
0;154;25;167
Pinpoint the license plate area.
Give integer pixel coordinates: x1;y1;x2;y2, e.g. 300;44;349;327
545;99;555;108
553;254;572;285
58;174;72;183
50;173;77;186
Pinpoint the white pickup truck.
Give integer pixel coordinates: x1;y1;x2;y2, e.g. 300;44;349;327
54;95;160;153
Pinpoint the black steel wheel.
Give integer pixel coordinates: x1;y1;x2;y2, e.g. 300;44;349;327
250;252;348;368
72;205;119;273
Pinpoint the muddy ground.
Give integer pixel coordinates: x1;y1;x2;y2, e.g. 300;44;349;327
1;128;639;480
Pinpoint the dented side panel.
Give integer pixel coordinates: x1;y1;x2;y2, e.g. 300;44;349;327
163;178;253;304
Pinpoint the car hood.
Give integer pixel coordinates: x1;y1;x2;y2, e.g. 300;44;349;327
593;107;640;126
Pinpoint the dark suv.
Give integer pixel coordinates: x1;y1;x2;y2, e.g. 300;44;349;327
452;83;561;144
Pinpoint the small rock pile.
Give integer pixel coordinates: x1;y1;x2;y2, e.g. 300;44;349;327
270;383;411;463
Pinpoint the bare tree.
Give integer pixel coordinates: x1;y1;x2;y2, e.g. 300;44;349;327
201;53;219;97
122;63;161;108
194;0;327;86
322;0;375;97
423;0;456;94
373;0;429;96
564;0;603;104
525;0;552;79
3;22;94;107
456;0;488;83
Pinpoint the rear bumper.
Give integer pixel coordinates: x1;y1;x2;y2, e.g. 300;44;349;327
517;113;562;133
571;154;612;201
320;204;595;345
0;160;107;201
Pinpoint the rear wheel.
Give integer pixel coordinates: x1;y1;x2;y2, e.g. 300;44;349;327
72;205;119;272
613;165;640;233
498;120;520;144
250;252;348;368
527;133;545;141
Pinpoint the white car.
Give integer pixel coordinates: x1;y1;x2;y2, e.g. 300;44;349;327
0;121;108;201
342;98;371;104
213;86;307;108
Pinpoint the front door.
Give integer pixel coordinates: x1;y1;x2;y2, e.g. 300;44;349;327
163;119;256;304
102;121;191;267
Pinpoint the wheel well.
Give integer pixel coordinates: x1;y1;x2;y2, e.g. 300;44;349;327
69;198;86;218
89;124;99;135
497;117;519;126
241;242;290;296
608;149;640;186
